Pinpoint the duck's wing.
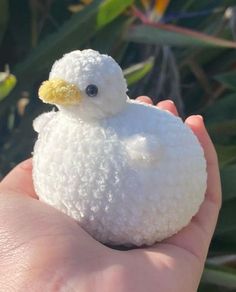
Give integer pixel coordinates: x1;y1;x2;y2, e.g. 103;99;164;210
125;134;163;166
33;111;57;133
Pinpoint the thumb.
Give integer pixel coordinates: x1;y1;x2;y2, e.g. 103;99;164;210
0;158;37;198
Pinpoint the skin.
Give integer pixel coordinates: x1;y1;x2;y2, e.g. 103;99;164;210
0;99;221;292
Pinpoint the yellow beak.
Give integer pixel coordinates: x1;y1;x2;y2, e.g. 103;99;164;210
38;79;82;105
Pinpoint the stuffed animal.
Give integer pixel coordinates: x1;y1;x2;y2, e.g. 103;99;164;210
33;49;207;246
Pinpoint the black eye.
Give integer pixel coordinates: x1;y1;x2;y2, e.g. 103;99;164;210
85;84;98;97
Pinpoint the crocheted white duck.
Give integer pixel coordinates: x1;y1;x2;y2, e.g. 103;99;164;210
33;49;207;246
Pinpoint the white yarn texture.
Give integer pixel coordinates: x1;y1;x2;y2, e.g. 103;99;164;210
33;49;207;246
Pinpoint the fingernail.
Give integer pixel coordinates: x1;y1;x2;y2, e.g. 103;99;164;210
136;96;153;104
157;100;174;106
196;115;203;121
185;115;204;125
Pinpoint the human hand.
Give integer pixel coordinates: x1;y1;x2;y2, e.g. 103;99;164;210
0;98;221;292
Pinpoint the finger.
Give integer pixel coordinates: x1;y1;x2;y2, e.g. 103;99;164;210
185;115;221;207
0;158;37;198
185;115;221;249
150;116;221;265
136;96;153;105
157;100;179;116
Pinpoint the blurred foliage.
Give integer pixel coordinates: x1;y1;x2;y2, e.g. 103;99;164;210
0;0;236;290
0;0;9;44
0;65;17;101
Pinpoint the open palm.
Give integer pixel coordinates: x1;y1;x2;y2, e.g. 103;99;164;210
0;99;221;292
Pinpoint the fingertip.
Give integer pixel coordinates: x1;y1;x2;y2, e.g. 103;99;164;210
136;96;153;105
185;115;204;127
157;100;179;116
185;115;210;149
157;99;174;106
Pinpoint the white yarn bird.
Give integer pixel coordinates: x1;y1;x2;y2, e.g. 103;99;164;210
33;49;207;246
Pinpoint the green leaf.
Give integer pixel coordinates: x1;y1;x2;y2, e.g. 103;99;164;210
96;0;133;28
210;237;236;254
214;164;236;245
0;0;9;44
202;265;236;289
0;0;133;117
215;165;236;239
215;198;236;238
207;120;236;137
0;72;17;101
15;0;133;76
126;23;236;47
198;282;219;292
214;165;236;242
123;57;154;86
215;70;236;90
89;15;131;56
221;164;236;202
216;145;236;168
203;94;236;124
